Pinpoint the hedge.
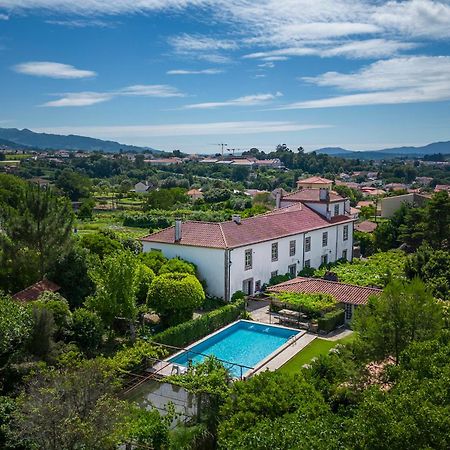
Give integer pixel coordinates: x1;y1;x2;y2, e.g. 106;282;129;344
317;309;345;333
151;299;245;349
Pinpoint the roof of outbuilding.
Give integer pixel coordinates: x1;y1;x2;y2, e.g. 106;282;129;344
268;277;382;305
355;220;378;233
141;203;353;249
13;279;61;302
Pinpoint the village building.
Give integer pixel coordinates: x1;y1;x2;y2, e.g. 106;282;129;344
134;181;153;193
186;188;204;201
141;191;355;300
296;176;333;191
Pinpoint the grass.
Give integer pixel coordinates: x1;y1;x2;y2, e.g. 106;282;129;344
279;333;354;375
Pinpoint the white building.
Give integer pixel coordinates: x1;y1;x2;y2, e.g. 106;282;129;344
141;189;355;301
134;181;153;193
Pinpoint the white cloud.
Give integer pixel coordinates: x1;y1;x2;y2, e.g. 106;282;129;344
45;19;115;27
167;68;223;75
0;13;8;20
35;121;330;138
42;84;185;107
42;92;112;107
118;84;185;97
278;56;450;109
183;92;283;109
14;61;96;79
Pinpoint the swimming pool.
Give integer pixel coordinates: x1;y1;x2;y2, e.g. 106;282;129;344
168;320;300;378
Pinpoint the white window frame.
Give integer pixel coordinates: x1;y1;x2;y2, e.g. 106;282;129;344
288;264;297;277
322;232;328;247
271;242;278;261
305;236;311;252
342;249;348;260
321;254;328;265
334;204;339;215
304;259;311;268
289;240;296;256
343;225;349;241
245;249;252;270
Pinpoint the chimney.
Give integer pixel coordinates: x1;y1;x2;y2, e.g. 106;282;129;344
232;214;241;225
275;190;281;209
319;188;329;202
174;220;182;242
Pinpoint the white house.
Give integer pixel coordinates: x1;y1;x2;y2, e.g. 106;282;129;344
141;190;355;301
134;181;153;193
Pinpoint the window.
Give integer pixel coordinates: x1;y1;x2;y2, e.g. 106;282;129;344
245;249;252;270
255;280;261;292
289;240;296;256
334;204;339;215
270;270;278;279
304;259;311;268
342;249;348;260
271;242;278;261
322;232;328;247
343;225;349;241
305;236;311;252
321;254;328;265
345;303;353;321
288;264;297;277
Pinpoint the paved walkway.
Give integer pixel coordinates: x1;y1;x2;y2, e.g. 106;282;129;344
251;332;316;376
246;298;273;324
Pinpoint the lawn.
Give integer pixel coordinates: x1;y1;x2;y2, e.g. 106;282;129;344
279;333;354;375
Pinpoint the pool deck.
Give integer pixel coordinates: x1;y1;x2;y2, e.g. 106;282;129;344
250;332;316;376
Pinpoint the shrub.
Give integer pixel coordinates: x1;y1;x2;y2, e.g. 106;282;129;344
152;300;245;348
34;292;72;339
147;273;205;326
270;292;338;318
159;258;196;276
139;250;168;274
134;264;155;304
317;309;345;333
268;273;293;286
231;291;245;302
71;308;104;354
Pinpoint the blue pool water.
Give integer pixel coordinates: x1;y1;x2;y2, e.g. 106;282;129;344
169;320;299;378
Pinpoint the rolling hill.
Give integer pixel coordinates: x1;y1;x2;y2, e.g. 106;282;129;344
0;128;161;154
315;141;450;159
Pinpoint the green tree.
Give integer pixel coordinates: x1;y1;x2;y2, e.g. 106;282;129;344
0;184;74;291
0;295;32;368
139;250;168;274
426;190;450;248
80;232;123;259
71;308;104;355
13;360;129;450
77;197;96;220
55;168;92;201
27;305;55;359
352;278;442;364
159;257;196;276
134;264;155;304
87;251;139;339
148;273;205;326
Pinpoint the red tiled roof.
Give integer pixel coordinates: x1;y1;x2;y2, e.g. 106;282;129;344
141;203;354;249
355;220;378;233
282;188;344;203
268;277;382;305
297;176;333;184
435;185;450;192
13;279;61;302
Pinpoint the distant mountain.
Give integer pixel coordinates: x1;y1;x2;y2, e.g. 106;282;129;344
0;137;34;150
315;141;450;159
0;128;162;154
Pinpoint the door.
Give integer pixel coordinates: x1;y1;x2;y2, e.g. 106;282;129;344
288;264;297;277
242;278;254;296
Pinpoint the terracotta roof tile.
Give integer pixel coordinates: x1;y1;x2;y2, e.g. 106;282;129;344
282;188;344;203
13;279;61;302
355;221;378;233
141;204;353;249
268;277;382;305
297;176;333;184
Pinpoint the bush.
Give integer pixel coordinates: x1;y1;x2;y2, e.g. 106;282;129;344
147;273;205;326
268;273;293;286
71;308;104;354
231;291;245;302
34;292;72;339
139;250;168;274
159;258;196;276
317;309;345;333
134;264;155;304
152;300;245;348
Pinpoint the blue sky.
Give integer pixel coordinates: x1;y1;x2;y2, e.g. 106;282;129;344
1;0;450;153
